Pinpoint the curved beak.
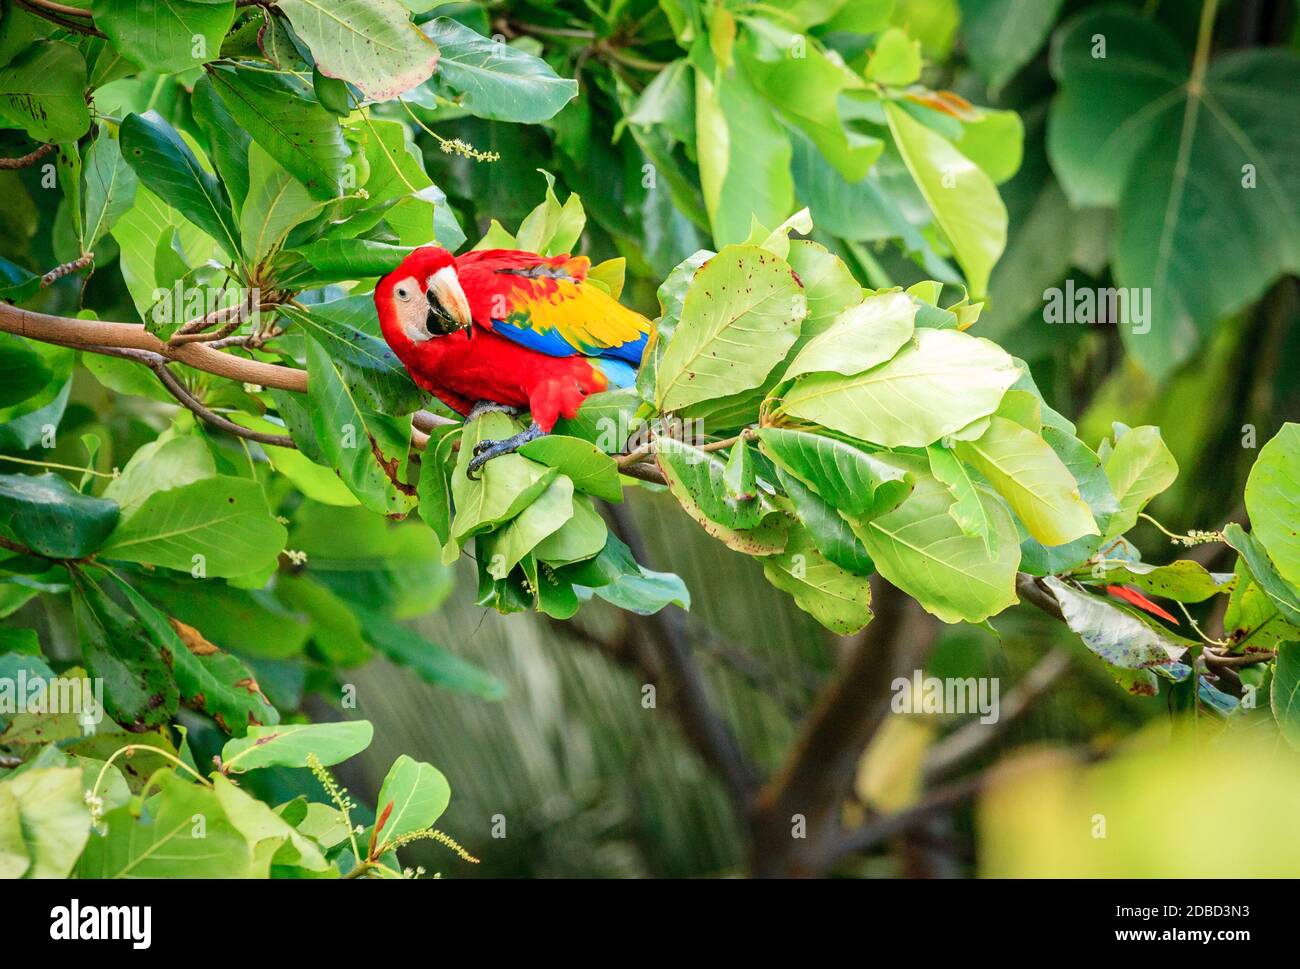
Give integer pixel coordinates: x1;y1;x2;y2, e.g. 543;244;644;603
425;266;472;335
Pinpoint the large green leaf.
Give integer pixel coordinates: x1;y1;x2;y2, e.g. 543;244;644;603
285;296;424;415
1049;9;1300;376
1043;576;1188;670
305;338;419;517
656;436;768;531
79;771;252;877
0;41;89;142
101;476;287;577
480;473;574;579
71;572;179;729
102;432;216;521
959;0;1064;91
211;775;328;874
420;17;577;123
207;65;350;200
113;578;279;734
884;100;1006;297
1272;642;1300;750
221;720;373;773
82;131;138;251
1224;524;1300;627
240;143;318;264
655;244;804;411
374;754;451;848
0;767;89;878
955;416;1097;546
278;0;440;101
762;525;873;634
120;112;241;260
519;436;623;503
1244;423;1300;589
852;457;1020;624
284;239;412;282
449;413;557;545
758;427;912;519
783;291;915;380
93;0;235;74
1018;424;1118;575
693;54;794;246
779;327;1022;447
1101;425;1177;540
0;473;119;559
774;467;874;575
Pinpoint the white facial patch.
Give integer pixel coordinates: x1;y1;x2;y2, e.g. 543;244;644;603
390;274;431;343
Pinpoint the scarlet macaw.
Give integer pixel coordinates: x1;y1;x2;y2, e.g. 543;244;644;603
375;246;652;477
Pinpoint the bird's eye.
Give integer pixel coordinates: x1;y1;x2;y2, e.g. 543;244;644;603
396;286;410;301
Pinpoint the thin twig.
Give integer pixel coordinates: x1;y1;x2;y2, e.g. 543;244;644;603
40;253;94;288
0;143;54;170
148;363;297;448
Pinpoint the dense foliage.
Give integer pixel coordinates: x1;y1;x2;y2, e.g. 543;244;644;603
0;0;1297;878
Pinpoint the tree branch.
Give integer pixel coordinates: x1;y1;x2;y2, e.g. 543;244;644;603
0;143;54;170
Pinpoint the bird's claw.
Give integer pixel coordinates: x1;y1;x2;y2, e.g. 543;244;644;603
465;423;545;480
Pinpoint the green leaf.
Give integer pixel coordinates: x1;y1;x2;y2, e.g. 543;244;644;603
762;525;873;634
101;476;287;577
1018;424;1118;575
305;338;419;517
533;495;608;567
276;573;372;668
240;143;318;264
1043;576;1188;670
867;28;922;85
285;239;412;281
1049;9;1300;376
421;17;578;123
852;456;1020;624
93;0;234;73
0;787;28;878
207;65;350;200
519;436;623;503
774;467;874;575
513;170;584;256
656;437;766;531
783;291;915;380
80;771;252;877
959;0;1064;91
0;334;52;408
567;534;691;615
192;73;252;214
0;473;119;559
1224;524;1300;627
779;327;1022;447
1082;560;1235;604
104;432;216;521
120;112;241;260
284;296;424;415
785;240;863;343
655;244;804;411
82;131;138;251
211;775;329;874
350;603;505;699
1101;425;1178;540
70;572;179;729
374;754;450;848
0;41;90;142
0;767;89;878
112;578;279;734
927;443;995;554
885;100;1006;297
221;720;374;773
480;474;574;579
693;55;794;246
1245;423;1300;589
1272;642;1300;750
450;413;559;545
759;427;912;520
278;0;440;101
954;416;1097;546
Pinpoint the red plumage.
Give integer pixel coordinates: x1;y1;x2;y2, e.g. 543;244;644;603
375;246;650;432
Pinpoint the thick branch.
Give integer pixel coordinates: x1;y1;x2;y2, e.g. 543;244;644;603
0;302;308;391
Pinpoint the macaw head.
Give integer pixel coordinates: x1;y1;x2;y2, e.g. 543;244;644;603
375;246;473;347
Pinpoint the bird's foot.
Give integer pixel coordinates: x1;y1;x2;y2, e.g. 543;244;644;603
467;422;544;480
465;400;521;422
